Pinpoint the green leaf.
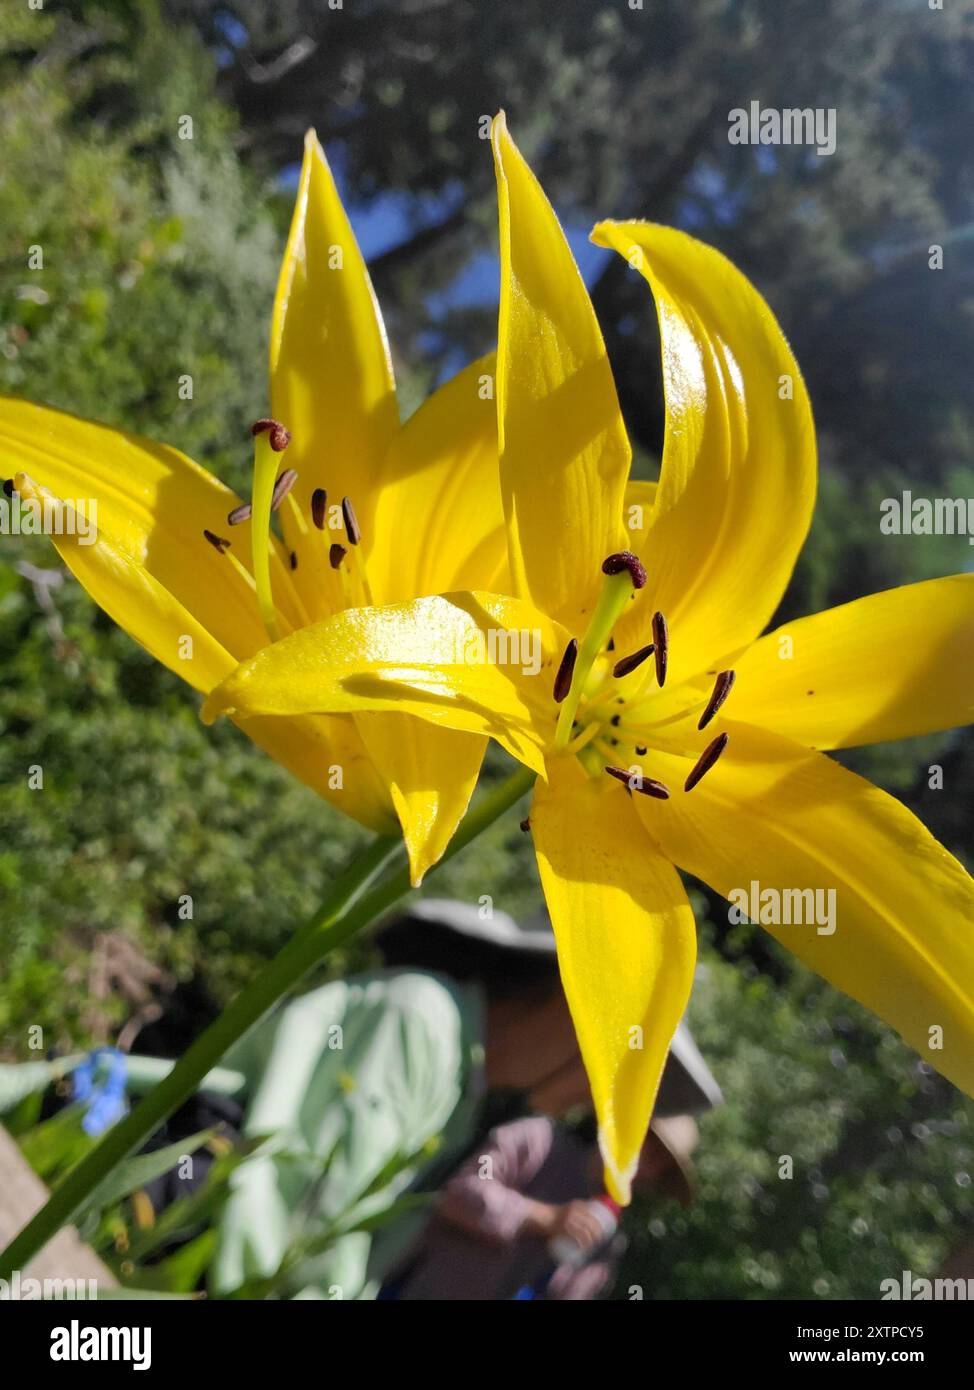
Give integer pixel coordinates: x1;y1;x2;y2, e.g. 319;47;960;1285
74;1127;217;1223
18;1105;95;1183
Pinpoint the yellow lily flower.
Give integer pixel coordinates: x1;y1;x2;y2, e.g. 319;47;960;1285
203;115;974;1203
0;130;524;883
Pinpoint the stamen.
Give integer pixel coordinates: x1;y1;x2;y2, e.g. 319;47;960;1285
519;817;531;833
635;744;647;755
605;765;670;799
613;643;655;679
2;479;14;499
311;488;328;530
652;611;669;687
341;496;361;546
271;469;298;511
289;550;298;571
602;551;647;589
684;732;729;793
554;554;648;749
251;418;291;452
553;638;578;703
249;418;292;642
698;670;736;731
203;529;231;555
227;501;252;526
329;543;347;570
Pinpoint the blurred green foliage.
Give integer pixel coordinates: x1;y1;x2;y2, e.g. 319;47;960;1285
1;0;972;1299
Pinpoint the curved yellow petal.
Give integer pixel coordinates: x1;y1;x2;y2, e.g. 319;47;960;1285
1;423;394;832
239;712;396;835
592;221;816;682
369;354;508;603
356;716;486;884
634;722;974;1097
202;591;572;778
492;114;630;632
12;472;235;694
271;130;399;583
532;755;697;1203
731;575;974;749
0;397;281;658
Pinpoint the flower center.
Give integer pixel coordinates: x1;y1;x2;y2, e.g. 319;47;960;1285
551;552;734;798
201;421;373;640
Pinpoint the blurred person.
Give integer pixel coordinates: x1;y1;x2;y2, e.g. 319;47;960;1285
388;1111;701;1300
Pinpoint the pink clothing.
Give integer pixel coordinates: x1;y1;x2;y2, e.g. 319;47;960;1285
396;1117;619;1300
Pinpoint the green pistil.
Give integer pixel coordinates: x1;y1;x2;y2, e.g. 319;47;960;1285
250;422;290;642
554;566;642;749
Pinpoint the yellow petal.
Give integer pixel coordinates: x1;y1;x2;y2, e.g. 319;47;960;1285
0;397;280;658
239;712;396;835
12;472;235;693
532;756;697;1203
271;130;399;579
356;716;486;884
202;591;571;778
731;575;974;749
492;114;630;632
1;418;394;832
369;354;508;603
635;722;974;1097
592;221;816;682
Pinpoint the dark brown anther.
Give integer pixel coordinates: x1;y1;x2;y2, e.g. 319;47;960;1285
613;643;655;679
607;637;615;652
697;670;736;731
311;487;328;530
203;528;231;555
227;501;252;526
610;714;621;727
553;638;578;703
2;479;13;499
635;744;647;756
519;817;531;833
271;468;298;511
289;550;298;571
602;550;647;589
251;417;291;452
684;732;729;793
329;543;347;570
651;611;669;687
604;765;670;799
341;496;361;545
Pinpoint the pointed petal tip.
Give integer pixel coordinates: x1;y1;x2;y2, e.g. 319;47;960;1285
589;219;614;248
303;127;324;160
599;1130;637;1207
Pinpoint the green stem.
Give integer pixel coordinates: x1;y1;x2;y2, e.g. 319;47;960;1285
0;763;535;1281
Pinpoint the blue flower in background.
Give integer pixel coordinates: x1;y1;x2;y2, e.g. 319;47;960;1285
70;1048;129;1136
